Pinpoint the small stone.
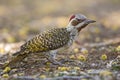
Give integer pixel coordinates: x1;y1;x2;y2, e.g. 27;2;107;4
71;71;77;76
58;71;69;76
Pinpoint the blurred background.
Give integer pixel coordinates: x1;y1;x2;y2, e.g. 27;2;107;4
0;0;120;43
0;0;120;78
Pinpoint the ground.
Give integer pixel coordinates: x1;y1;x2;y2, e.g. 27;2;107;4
0;26;120;80
0;0;120;80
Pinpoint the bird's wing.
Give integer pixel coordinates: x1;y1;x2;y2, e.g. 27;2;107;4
21;28;70;53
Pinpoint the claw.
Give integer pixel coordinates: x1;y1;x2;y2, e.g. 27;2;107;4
51;60;63;66
46;57;64;66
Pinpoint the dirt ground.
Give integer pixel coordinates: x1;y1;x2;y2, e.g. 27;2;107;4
0;0;120;80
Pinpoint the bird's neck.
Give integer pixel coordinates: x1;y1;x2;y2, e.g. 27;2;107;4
66;25;79;40
66;25;79;46
66;24;78;33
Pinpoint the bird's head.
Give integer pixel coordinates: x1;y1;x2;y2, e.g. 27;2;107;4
67;14;96;32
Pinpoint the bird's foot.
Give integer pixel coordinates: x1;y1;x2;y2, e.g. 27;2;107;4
47;57;64;66
52;60;64;66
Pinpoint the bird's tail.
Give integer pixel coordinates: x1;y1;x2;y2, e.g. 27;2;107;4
2;50;29;69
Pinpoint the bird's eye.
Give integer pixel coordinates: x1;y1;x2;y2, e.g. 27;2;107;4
76;18;80;21
76;18;85;22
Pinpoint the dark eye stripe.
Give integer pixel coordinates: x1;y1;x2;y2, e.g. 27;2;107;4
71;20;79;26
76;18;80;21
76;18;85;22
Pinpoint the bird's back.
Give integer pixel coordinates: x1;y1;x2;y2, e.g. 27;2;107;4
21;28;70;53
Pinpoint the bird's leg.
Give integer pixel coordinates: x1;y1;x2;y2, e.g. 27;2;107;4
49;50;57;59
45;50;63;66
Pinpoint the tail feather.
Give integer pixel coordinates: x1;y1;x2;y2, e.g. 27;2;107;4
2;50;29;69
12;50;21;56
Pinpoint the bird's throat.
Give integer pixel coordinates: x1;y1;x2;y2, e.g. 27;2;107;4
77;24;88;32
77;27;82;32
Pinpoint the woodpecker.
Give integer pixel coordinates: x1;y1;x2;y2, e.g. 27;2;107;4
3;14;95;68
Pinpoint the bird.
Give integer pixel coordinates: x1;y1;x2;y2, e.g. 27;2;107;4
3;14;95;68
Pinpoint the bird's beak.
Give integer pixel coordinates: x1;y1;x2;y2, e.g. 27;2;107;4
77;19;96;32
85;19;96;24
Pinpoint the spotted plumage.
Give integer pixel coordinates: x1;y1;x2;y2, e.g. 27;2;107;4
21;28;70;53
